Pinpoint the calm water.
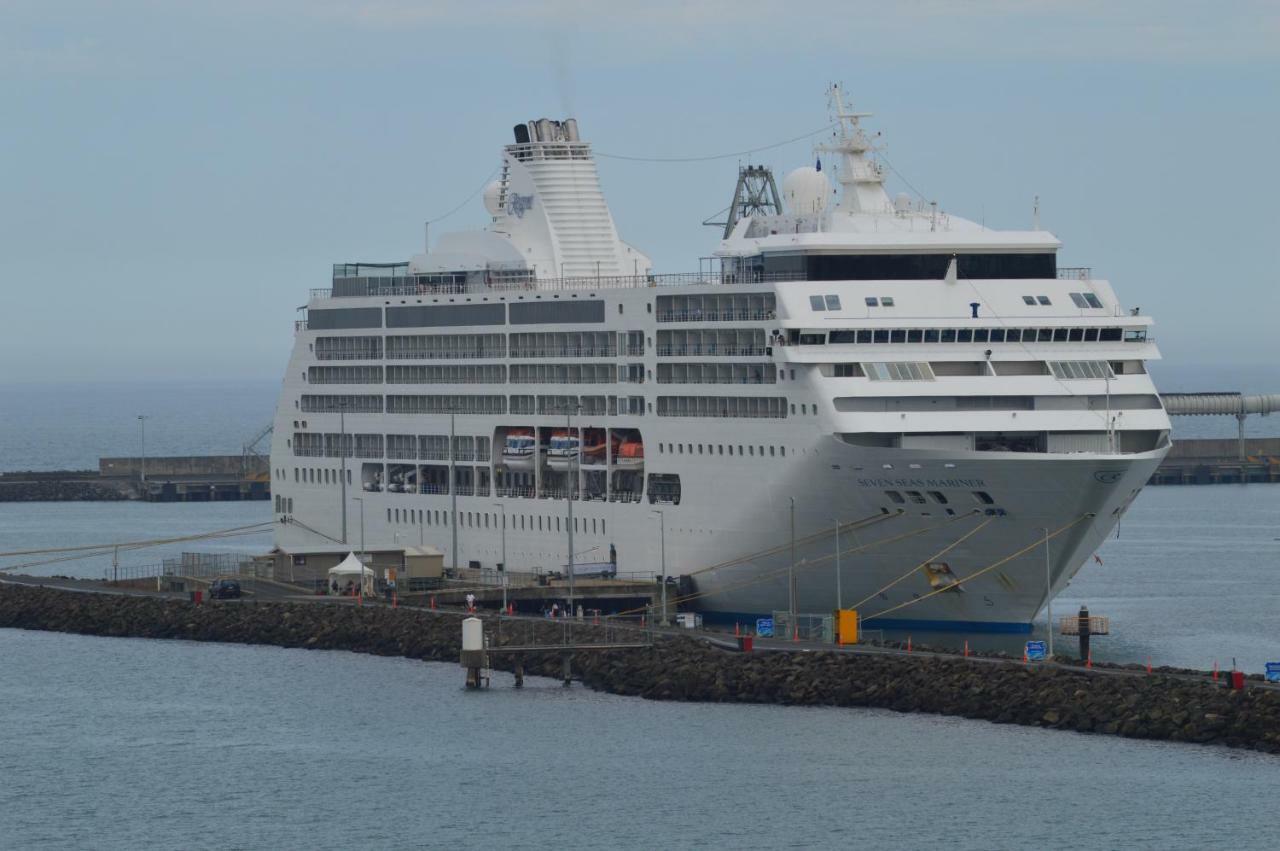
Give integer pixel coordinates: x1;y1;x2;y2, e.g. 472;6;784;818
0;627;1275;850
1;378;1278;847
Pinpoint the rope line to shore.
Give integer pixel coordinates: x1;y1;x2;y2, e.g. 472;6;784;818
860;514;1094;622
847;513;993;611
0;522;277;571
681;509;900;578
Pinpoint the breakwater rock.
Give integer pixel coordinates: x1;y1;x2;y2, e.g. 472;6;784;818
2;584;1277;754
0;472;133;502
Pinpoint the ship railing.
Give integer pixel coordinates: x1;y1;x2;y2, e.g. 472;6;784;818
313;270;809;300
385;350;506;360
509;347;618;358
418;484;449;495
1056;267;1093;280
656;309;776;323
496;486;537;499
656;346;768;357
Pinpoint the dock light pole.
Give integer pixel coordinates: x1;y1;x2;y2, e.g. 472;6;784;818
833;516;842;611
339;403;348;545
788;497;797;620
566;403;581;618
449;411;457;573
1044;527;1053;659
652;509;667;625
494;502;507;612
353;496;366;604
137;415;149;491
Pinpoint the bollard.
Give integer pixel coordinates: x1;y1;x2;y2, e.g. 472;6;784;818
513;659;524;689
1086;649;1092;669
964;640;969;658
1077;605;1091;663
907;636;912;654
1213;660;1219;682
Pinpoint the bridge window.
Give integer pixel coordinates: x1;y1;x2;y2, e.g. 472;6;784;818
825;295;842;310
809;295;826;311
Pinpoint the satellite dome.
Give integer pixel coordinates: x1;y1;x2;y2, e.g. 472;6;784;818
482;180;503;216
782;167;830;215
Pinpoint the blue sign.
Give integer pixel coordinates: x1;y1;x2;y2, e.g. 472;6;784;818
1025;640;1047;662
756;618;774;638
1265;662;1280;683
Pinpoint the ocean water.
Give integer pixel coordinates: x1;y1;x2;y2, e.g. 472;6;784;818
0;380;279;472
1;377;1278;848
0;627;1275;851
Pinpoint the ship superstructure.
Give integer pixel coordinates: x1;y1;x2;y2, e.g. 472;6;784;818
269;90;1170;630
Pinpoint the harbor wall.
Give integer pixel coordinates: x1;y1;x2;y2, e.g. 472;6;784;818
1;584;1277;754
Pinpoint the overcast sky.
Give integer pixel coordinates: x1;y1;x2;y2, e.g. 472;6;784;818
1;0;1277;382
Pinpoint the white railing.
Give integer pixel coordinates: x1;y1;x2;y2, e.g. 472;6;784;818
315;270;807;300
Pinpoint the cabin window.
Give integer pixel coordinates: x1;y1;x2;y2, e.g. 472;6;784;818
825;295;842;310
810;295;826;311
865;297;879;307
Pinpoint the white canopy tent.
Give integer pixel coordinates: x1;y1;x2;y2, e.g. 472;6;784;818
328;552;376;596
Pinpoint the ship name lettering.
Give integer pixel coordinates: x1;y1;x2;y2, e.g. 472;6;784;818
855;477;986;488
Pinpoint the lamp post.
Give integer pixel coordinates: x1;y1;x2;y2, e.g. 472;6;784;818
494;502;507;612
449;411;457;573
651;509;667;625
339;403;348;545
353;496;366;605
1044;527;1053;659
566;403;581;618
833;516;842;611
137;415;149;493
788;496;797;620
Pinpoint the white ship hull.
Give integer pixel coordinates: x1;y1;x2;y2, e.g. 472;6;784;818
268;101;1173;632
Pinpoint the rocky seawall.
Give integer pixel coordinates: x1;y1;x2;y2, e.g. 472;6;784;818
0;472;134;502
2;584;1277;754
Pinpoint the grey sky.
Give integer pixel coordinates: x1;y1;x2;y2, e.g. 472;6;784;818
1;0;1277;381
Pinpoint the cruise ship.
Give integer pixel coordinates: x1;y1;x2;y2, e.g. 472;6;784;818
269;87;1170;631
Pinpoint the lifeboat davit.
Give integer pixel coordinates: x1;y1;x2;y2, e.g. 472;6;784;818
501;429;537;471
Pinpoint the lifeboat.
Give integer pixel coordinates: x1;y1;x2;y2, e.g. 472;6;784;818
501;428;537;471
546;429;581;471
613;438;645;469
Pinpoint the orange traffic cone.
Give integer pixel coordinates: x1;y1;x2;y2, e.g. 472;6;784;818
1086;650;1092;669
735;622;741;637
792;626;799;642
963;640;969;658
1146;657;1152;675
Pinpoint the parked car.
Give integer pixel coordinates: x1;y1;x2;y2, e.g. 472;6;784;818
208;578;242;599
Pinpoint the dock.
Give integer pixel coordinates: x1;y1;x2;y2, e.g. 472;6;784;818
1149;437;1280;485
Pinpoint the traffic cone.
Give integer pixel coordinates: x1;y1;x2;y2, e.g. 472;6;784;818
735;622;741;637
1146;657;1152;675
430;596;436;610
964;640;969;658
907;636;912;654
1086;650;1092;670
792;625;799;642
1212;660;1218;682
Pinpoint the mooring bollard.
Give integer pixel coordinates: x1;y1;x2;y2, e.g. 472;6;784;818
1078;605;1091;662
460;617;486;690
